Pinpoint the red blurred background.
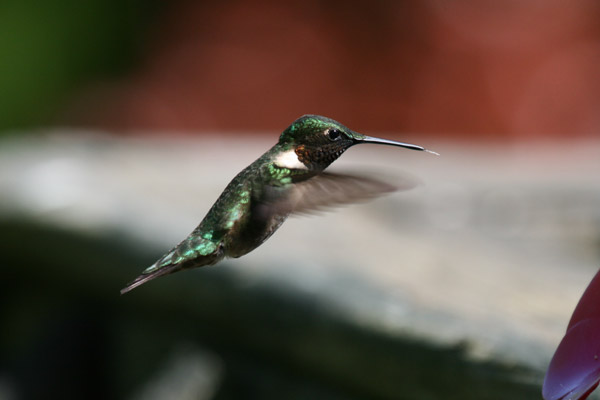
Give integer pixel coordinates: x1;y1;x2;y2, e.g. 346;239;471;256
65;1;600;139
13;1;600;140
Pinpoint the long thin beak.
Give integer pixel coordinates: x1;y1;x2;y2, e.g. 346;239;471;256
358;135;439;155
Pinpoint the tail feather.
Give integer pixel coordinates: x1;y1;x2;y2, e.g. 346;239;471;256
120;263;180;295
120;239;225;294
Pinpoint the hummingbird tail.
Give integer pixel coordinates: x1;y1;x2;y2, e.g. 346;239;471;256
120;238;225;294
120;263;180;295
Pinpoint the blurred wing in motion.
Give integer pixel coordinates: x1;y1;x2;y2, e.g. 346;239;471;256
262;172;419;216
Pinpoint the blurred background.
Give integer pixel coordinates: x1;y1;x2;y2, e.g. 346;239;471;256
1;1;599;399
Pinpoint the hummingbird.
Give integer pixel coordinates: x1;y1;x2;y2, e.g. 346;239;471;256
121;115;438;294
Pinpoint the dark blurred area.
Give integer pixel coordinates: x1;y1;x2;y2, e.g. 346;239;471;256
1;1;600;400
2;0;600;139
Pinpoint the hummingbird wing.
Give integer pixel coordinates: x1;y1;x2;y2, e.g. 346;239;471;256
262;172;418;216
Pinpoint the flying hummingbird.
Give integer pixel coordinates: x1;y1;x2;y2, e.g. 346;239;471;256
121;115;438;294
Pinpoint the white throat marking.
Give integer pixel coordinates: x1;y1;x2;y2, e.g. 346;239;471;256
274;150;307;170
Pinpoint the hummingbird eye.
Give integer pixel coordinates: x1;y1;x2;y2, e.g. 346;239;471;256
327;129;342;141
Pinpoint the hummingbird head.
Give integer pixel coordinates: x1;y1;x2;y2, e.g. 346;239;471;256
277;115;437;171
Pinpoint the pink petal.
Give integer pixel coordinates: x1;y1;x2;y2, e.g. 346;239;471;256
568;270;600;330
543;318;600;400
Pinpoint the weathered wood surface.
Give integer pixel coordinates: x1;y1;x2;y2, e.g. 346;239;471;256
1;132;599;399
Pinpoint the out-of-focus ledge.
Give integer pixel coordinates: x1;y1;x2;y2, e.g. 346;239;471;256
1;131;599;397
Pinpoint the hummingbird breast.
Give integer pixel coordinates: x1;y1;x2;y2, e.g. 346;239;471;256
225;210;287;258
200;153;293;259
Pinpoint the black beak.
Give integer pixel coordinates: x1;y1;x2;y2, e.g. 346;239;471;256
358;135;439;155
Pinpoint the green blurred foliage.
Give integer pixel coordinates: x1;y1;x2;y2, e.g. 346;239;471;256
0;0;159;132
